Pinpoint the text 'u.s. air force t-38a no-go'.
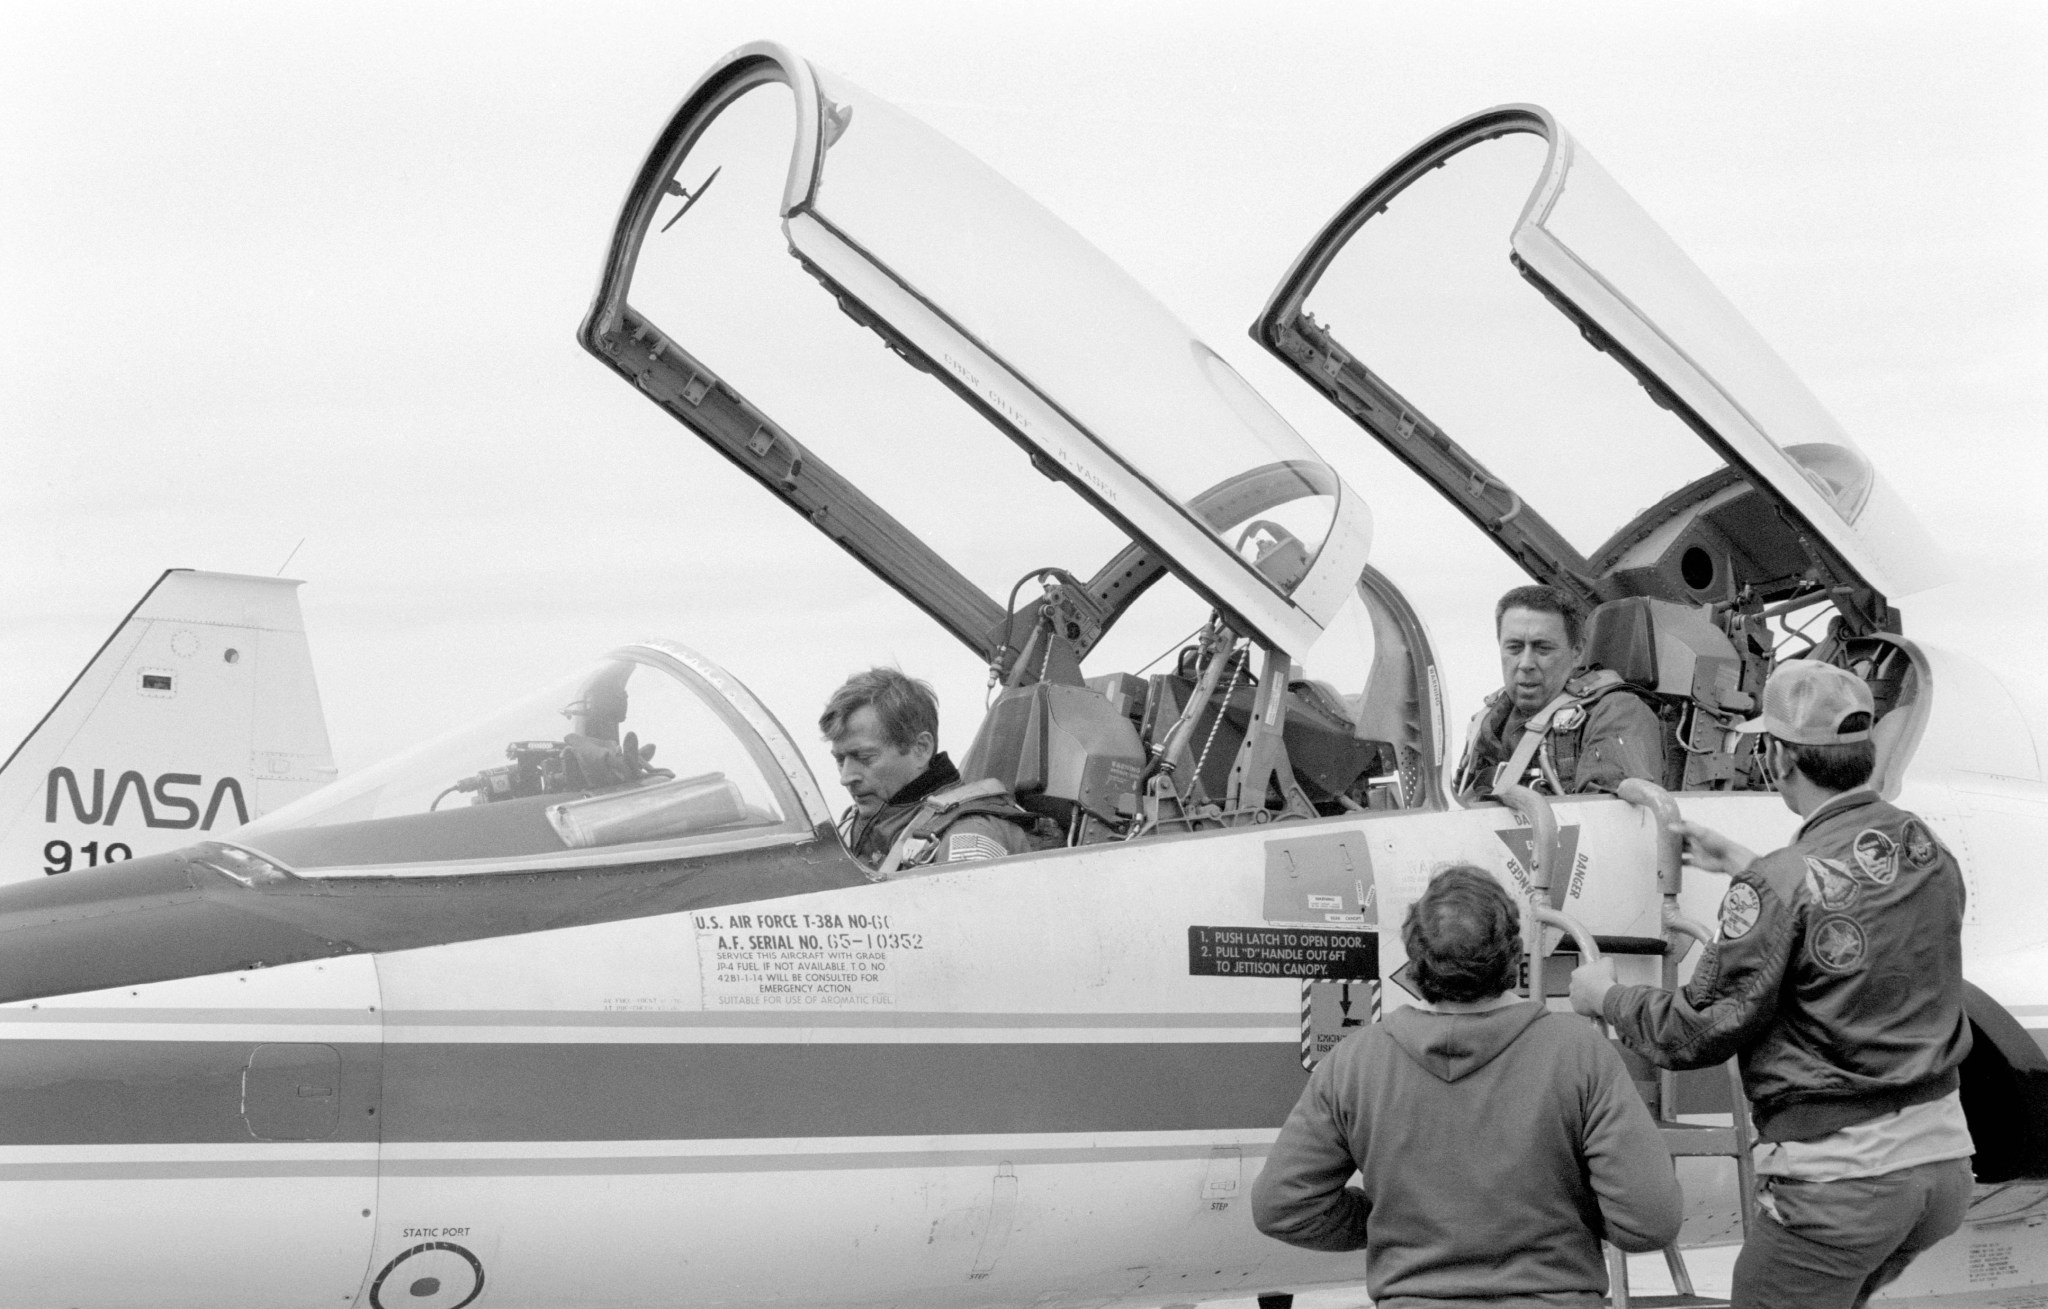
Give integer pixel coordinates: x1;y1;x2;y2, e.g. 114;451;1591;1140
6;41;2047;1309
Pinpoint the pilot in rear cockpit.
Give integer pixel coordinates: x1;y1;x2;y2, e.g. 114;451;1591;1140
1454;585;1667;804
822;668;1036;878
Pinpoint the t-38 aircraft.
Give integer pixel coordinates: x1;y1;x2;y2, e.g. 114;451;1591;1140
5;41;2045;1309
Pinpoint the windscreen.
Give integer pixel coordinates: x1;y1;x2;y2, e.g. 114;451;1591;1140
235;656;796;871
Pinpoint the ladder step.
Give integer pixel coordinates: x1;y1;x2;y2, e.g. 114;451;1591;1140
1613;1296;1729;1307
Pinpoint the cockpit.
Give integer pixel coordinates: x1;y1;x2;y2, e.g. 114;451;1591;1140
1251;103;1950;799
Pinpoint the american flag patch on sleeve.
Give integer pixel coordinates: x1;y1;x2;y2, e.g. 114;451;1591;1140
945;831;1007;863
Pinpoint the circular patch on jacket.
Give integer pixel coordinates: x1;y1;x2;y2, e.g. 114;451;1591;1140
1852;829;1897;885
1809;916;1868;974
1719;882;1762;941
1804;856;1861;910
1901;819;1942;870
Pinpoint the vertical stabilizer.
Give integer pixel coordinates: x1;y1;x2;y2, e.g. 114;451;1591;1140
0;569;337;882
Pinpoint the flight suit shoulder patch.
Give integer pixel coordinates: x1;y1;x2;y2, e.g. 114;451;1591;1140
945;830;1008;863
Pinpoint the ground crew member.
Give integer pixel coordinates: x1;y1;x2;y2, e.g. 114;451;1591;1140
1254;865;1681;1306
1455;584;1667;803
820;667;1034;876
1571;660;1973;1309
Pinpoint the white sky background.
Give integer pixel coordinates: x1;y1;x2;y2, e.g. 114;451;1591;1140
2;2;2042;798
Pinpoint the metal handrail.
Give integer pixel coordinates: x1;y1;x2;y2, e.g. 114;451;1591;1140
1497;784;1575;1001
1618;778;1714;983
1496;784;1561;903
1618;778;1683;896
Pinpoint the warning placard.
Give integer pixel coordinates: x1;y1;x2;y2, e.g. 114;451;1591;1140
1188;926;1377;979
1302;979;1380;1068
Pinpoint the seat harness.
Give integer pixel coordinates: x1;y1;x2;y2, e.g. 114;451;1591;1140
1460;669;1632;797
874;778;1035;879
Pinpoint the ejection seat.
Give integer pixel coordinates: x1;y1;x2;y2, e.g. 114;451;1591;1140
1578;597;1751;792
955;618;1151;848
1134;653;1389;817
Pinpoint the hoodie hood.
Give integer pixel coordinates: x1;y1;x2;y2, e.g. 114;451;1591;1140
1383;999;1548;1083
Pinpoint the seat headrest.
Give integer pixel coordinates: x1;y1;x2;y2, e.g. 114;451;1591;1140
1580;597;1661;687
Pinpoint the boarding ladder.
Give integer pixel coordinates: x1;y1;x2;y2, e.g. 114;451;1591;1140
1502;782;1755;1309
1254;786;1755;1309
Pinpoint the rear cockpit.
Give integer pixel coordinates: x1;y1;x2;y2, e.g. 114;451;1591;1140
1254;105;1953;799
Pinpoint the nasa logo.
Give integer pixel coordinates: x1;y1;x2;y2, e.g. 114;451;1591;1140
1718;882;1762;941
44;767;248;831
1810;916;1868;974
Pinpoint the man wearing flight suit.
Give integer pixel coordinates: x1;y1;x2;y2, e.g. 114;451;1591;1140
1454;585;1667;803
1571;661;1974;1309
820;667;1035;876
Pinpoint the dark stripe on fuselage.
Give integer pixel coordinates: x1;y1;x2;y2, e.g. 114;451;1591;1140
1;1039;1305;1146
2;1040;383;1145
382;1041;1306;1142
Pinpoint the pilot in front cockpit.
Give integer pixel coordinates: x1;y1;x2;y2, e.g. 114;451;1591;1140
821;668;1036;877
1455;585;1667;803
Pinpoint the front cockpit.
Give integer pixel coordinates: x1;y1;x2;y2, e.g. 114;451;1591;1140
233;641;831;876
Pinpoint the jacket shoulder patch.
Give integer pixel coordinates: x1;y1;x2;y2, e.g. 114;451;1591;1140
1852;829;1898;885
1804;856;1861;910
1900;819;1944;870
1718;881;1762;941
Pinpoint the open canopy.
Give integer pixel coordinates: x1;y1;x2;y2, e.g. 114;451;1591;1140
580;42;1371;662
1255;105;1945;628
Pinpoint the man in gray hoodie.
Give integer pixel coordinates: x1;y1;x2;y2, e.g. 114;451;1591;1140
1252;865;1682;1307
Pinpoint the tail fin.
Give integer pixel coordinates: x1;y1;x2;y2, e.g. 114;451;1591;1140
0;570;337;881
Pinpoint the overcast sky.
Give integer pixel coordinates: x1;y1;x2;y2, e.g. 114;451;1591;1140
3;2;2042;796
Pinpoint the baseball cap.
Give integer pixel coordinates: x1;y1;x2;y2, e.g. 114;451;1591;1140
1736;660;1874;744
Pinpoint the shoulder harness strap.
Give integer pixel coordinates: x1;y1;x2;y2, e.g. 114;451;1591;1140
1454;690;1507;797
1493;671;1629;796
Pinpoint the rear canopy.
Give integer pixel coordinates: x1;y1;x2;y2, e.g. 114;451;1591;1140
1254;105;1945;627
